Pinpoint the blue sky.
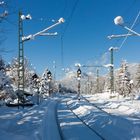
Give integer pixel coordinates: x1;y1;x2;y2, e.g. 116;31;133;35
1;0;140;79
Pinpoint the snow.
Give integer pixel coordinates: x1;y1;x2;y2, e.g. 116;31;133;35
73;105;92;116
85;92;140;118
67;96;140;140
0;93;140;140
58;17;65;23
75;63;81;67
21;14;32;20
0;100;49;140
26;14;32;20
22;35;34;41
43;99;62;140
57;100;102;140
114;16;124;25
104;64;114;68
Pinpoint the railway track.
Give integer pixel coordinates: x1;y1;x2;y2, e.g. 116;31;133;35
50;94;140;140
65;101;105;140
56;97;105;140
64;94;140;140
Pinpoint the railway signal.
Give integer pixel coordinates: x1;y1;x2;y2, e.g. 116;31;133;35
75;64;105;93
77;68;81;99
47;70;52;82
47;70;52;96
77;68;81;80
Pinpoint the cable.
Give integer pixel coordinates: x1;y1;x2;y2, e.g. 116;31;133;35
61;0;79;38
118;10;140;50
60;0;68;18
61;36;64;66
60;0;79;67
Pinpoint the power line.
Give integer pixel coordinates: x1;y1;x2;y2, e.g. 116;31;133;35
60;0;68;17
61;36;64;66
118;10;140;50
60;0;79;66
61;0;79;38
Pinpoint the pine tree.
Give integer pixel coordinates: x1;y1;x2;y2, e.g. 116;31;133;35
9;57;36;90
40;69;55;96
0;57;15;101
135;64;140;92
40;69;49;95
116;60;133;97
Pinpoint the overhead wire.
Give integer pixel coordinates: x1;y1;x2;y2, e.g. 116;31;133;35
60;0;67;66
61;0;79;38
118;10;140;50
60;0;79;66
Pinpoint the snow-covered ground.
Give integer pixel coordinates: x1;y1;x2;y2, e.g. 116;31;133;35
84;92;140;118
67;93;140;140
0;100;49;140
0;92;140;140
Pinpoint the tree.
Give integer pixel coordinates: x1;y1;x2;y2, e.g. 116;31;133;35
0;57;15;101
40;69;55;96
40;70;49;96
0;56;5;70
8;57;18;87
135;64;140;92
116;60;133;97
9;57;35;90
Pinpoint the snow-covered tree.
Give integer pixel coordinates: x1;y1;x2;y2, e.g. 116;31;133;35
0;56;5;70
97;76;106;93
135;64;140;92
8;58;18;87
40;70;48;95
104;72;110;92
0;70;15;100
115;60;133;97
0;57;15;101
9;57;36;90
39;69;56;96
